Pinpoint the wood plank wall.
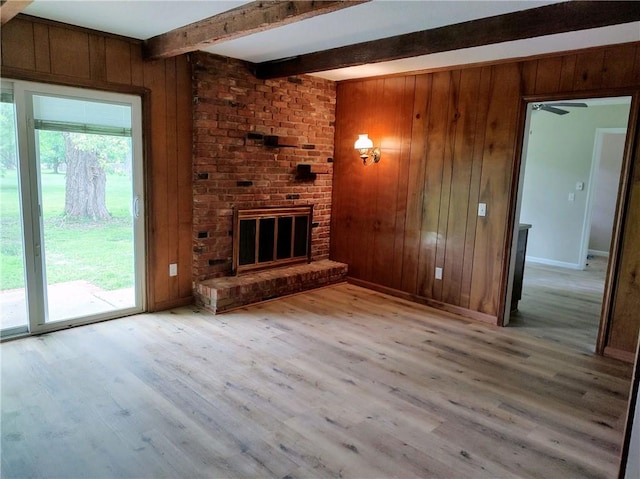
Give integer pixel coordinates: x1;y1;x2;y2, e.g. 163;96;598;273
331;42;640;358
1;15;193;311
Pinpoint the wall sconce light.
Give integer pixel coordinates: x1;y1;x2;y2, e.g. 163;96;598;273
354;134;381;166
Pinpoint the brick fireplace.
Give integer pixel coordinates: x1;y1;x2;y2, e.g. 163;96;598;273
191;52;346;312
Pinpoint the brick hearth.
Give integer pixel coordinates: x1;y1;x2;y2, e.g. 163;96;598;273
194;260;347;314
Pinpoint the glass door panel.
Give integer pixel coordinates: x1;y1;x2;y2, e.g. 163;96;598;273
0;85;28;335
29;93;141;325
35;127;137;323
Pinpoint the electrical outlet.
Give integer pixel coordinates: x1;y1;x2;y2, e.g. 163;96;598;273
435;267;443;280
576;181;584;191
169;263;178;277
478;203;487;217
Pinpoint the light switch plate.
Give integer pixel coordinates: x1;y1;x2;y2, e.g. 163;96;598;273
435;267;443;280
478;203;487;217
169;263;178;276
568;193;575;202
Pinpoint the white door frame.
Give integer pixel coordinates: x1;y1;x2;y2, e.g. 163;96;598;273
10;80;146;335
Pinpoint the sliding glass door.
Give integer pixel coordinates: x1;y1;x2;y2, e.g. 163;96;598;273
0;83;28;335
0;81;145;337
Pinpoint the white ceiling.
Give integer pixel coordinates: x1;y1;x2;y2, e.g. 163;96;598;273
23;1;253;39
22;0;640;81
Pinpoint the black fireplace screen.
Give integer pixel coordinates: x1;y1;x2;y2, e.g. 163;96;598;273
233;206;313;274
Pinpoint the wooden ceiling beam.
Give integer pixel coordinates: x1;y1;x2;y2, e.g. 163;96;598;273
144;0;370;60
253;1;640;79
1;0;32;25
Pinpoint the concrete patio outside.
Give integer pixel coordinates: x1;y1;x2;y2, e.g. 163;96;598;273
0;281;135;331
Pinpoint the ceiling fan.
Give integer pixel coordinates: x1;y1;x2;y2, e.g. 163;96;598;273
531;102;588;115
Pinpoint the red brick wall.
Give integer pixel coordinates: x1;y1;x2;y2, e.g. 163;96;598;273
191;52;336;281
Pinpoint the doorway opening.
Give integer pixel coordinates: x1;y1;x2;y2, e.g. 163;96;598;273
504;96;632;354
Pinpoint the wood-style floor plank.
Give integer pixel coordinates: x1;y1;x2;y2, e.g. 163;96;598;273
510;257;607;352
1;282;632;478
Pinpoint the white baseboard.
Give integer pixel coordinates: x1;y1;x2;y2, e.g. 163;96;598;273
525;256;583;270
588;249;609;258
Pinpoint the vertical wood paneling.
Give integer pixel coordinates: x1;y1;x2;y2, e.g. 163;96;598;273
559;54;577;92
143;59;170;305
602;44;637;89
332;42;640;352
460;66;492;309
105;38;132;84
332;81;376;280
390;76;415;290
401;74;431;294
331;82;363;273
176;55;194;299
338;81;361;277
371;77;411;288
433;70;459;302
469;63;520;316
534;57;562;94
519;60;537;96
49;26;90;79
165;59;180;300
362;79;384;281
1;18;35;70
33;23;51;73
634;45;640;84
328;86;348;264
442;68;482;306
573;50;605;91
417;72;450;299
371;78;400;286
130;43;144;86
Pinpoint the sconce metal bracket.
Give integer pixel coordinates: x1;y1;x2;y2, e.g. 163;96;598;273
361;147;381;166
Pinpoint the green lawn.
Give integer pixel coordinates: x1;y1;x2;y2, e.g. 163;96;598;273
0;170;135;291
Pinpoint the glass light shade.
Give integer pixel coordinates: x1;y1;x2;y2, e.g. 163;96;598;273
354;134;373;150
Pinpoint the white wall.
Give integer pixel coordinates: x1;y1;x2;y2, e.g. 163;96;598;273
520;102;630;268
589;132;625;254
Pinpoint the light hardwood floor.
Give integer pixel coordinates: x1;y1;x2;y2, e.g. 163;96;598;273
1;282;632;478
510;257;607;353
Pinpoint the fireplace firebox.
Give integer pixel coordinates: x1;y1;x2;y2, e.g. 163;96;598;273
232;205;313;274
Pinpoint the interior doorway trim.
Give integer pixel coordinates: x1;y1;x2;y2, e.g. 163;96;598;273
502;91;638;360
